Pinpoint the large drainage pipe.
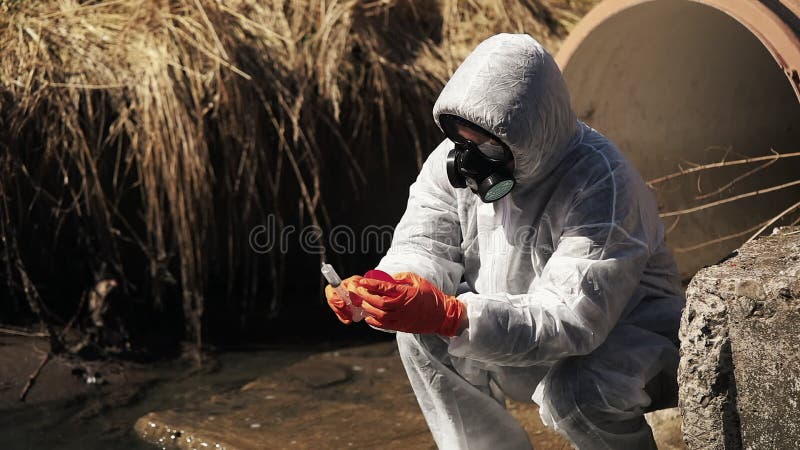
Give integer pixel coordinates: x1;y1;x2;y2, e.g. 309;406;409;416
556;0;800;277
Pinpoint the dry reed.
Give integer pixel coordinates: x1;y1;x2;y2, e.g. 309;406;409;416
0;0;596;357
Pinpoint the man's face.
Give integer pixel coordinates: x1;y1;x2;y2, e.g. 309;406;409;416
452;122;507;160
454;123;495;145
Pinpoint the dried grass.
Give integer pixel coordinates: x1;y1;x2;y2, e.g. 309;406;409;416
0;0;596;355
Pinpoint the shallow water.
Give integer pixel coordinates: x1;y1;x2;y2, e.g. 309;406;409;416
2;340;687;450
0;349;312;450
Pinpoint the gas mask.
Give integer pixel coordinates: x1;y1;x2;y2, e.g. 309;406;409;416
440;114;516;203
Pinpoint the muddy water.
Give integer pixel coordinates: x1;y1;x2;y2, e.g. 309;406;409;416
0;342;312;450
0;337;683;449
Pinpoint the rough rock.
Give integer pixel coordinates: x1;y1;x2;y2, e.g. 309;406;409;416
679;227;800;449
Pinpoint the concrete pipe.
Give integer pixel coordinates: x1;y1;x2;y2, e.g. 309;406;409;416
556;0;800;278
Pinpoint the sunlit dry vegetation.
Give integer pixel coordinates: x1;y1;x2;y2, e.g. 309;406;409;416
0;0;597;357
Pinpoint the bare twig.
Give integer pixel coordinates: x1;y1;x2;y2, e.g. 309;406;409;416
746;200;800;243
1;187;65;353
647;151;800;186
672;221;769;254
16;262;64;354
672;200;800;253
19;352;51;402
660;179;800;218
664;216;680;235
60;291;88;340
695;150;780;200
0;327;48;338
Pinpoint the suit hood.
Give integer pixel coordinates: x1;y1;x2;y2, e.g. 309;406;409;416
433;34;578;185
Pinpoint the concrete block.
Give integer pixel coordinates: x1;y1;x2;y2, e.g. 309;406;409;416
679;228;800;449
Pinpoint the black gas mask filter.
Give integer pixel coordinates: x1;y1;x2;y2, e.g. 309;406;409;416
440;114;515;203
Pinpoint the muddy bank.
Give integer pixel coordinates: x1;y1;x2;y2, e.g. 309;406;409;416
136;341;572;449
0;335;160;409
0;334;159;449
135;341;684;449
0;335;311;449
136;342;442;449
0;335;684;449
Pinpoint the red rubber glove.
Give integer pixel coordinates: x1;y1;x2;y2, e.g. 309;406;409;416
353;272;466;336
324;275;363;324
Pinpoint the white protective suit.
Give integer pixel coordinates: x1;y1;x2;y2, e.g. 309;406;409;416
374;34;684;449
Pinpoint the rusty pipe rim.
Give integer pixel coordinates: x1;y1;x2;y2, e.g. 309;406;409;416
553;0;800;276
556;0;800;101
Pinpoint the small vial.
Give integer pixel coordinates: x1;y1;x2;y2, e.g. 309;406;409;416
321;263;365;322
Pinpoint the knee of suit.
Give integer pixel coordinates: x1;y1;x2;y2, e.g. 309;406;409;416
538;359;580;423
538;358;649;430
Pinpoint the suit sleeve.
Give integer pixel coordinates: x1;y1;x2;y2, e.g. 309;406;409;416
375;140;465;295
448;161;655;365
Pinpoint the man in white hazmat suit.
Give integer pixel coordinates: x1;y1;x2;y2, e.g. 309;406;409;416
325;33;684;449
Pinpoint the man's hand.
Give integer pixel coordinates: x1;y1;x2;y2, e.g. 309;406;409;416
324;275;363;324
354;272;467;336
